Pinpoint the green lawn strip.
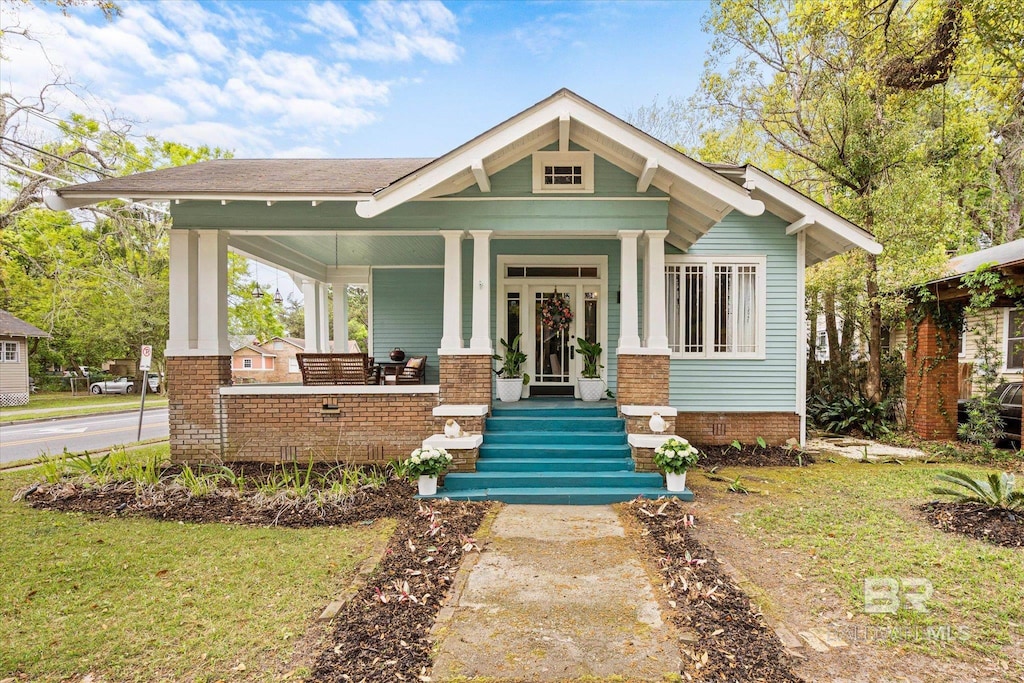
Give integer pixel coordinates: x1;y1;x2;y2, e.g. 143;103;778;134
0;394;168;423
704;461;1024;658
0;465;395;682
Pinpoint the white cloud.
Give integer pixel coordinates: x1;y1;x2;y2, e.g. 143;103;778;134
333;0;460;63
302;2;358;38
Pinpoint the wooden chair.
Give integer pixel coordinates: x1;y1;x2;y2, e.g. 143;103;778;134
297;353;379;385
383;355;427;385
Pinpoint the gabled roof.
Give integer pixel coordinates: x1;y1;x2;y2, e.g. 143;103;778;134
233;343;276;357
265;336;306;350
932;238;1024;283
0;310;49;338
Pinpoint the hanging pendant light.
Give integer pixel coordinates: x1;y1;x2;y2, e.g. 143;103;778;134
273;288;283;304
252;282;265;299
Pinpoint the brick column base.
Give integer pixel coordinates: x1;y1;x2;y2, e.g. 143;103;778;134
444;448;480;474
632;447;658;473
167;355;231;463
616;353;670;407
439;354;492;405
905;311;960;440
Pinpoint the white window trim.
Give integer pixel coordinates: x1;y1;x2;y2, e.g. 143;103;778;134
242;357;253;369
531;151;595;194
1005;307;1023;371
665;255;767;360
1;340;18;363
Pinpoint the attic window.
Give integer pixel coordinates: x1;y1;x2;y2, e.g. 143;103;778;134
532;151;594;193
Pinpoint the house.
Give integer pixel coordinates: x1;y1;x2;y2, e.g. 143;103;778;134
231;336;341;383
0;309;49;407
902;238;1024;440
46;89;881;499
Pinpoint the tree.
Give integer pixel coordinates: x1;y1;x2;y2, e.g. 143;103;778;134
227;253;285;342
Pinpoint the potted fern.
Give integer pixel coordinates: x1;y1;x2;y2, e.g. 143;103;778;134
576;338;605;402
493;335;530;402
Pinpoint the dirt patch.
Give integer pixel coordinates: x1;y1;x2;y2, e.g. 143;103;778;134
700;444;814;468
311;499;491;682
626;497;804;682
920;501;1024;548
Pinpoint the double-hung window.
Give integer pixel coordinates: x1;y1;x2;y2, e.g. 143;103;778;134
1007;308;1023;371
1;341;17;363
665;256;766;359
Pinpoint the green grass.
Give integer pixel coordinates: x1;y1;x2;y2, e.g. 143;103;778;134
0;460;394;682
0;391;168;423
693;460;1024;658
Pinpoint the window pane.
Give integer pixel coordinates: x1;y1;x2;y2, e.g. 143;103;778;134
584;291;599;344
713;266;733;353
665;266;681;353
1009;310;1024;369
507;292;521;344
684;265;704;353
736;265;757;353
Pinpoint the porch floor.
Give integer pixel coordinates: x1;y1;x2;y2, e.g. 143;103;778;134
421;399;693;505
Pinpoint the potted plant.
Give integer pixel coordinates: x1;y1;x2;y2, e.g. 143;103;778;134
575;338;605;402
653;437;700;492
493;335;530;402
404;446;453;495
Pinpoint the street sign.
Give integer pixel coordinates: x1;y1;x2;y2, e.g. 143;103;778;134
139;345;152;371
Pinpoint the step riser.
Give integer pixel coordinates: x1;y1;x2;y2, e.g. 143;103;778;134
484;432;627;446
491;407;618;418
419;489;695;505
477;459;634;473
486;418;624;432
479;447;631;460
442;473;664;491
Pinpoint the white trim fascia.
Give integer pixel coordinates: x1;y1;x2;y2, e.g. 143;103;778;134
616;347;672;356
436;348;494;356
369;265;444;270
228;229;444;236
628;434;676;448
423;434;484;449
419;196;669;202
620;405;678;417
219;384;440;396
796;231;807;447
742;167;881;255
51;193;369;210
229;235;327;282
326;265;371;282
433;404;489;417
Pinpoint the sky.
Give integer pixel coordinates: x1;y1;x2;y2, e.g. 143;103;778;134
4;0;713;159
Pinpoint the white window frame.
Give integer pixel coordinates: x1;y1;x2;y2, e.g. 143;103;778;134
1;341;18;363
665;255;767;360
1005;307;1023;371
242;357;253;369
531;151;594;194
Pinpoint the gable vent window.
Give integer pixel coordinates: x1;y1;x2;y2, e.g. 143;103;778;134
532;151;594;194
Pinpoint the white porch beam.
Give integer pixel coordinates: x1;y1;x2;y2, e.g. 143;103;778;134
439;230;465;352
301;279;321;352
785;216;815;235
469;230;493;353
559;113;570;152
470;160;491;193
636;158;658;193
333;283;350;354
229;235;327;283
166;230;199;356
617;230;643;351
318;282;330;352
195;230;231;356
645;230;670;351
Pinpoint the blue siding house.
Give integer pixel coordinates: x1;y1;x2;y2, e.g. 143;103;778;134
48;90;880;502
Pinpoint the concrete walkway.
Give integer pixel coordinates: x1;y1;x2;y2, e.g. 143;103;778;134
431;505;681;681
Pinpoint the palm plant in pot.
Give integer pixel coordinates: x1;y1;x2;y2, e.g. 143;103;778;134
575;337;605;402
493;335;530;402
653;437;700;492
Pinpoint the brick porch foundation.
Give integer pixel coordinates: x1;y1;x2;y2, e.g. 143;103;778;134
905;311;960;440
675;412;800;446
167;355;232;463
439;354;492;405
616;353;669;406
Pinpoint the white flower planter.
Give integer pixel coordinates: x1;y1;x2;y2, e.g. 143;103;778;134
418;475;438;496
495;377;524;402
577;378;604;402
665;471;688;492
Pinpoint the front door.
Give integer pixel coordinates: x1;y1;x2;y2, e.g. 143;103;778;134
529;286;576;395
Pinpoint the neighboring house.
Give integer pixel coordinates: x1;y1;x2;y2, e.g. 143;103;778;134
0;309;49;407
47;89;881;493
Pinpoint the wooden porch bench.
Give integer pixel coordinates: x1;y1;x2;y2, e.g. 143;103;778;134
296;353;381;385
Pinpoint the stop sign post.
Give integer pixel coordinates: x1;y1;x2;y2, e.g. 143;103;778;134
137;345;152;440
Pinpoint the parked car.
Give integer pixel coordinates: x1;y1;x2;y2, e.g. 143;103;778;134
957;382;1022;447
146;373;161;393
89;376;135;395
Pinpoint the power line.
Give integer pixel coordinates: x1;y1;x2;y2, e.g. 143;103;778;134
0;135;114;177
0;160;169;216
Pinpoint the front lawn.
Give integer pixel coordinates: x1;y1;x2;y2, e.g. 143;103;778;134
0;457;393;682
0;391;168;423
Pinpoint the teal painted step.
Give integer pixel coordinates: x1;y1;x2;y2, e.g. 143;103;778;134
485;416;624;432
418;486;695;505
491;405;618;418
476;458;634;473
479;443;631;459
483;431;626;446
442;471;664;491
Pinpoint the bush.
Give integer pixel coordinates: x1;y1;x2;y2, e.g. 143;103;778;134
808;394;891;439
931;470;1024;510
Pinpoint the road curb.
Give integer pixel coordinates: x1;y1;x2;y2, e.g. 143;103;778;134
1;406;168;427
0;437;170;473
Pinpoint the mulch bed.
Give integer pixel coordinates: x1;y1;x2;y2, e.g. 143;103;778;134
311;499;491;682
700;444;814;468
628;498;804;682
919;501;1024;548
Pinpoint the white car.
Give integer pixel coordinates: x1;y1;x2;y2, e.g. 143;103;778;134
89;377;135;394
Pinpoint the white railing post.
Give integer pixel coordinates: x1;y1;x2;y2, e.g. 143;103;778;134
645;230;670;351
617;230;643;351
469;230;492;353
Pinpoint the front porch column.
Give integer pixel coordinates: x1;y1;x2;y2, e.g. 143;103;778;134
166;229;198;355
333;282;349;353
301;279;321;352
644;230;670;351
195;230;231;355
469;230;492;353
617;230;643;351
317;282;330;352
905;309;960;440
439;230;465;352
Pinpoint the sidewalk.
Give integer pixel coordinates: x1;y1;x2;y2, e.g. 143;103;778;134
431;505;680;681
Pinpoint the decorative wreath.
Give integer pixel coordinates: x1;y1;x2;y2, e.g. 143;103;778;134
540;290;574;332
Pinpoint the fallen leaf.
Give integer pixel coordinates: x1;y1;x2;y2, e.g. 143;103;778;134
231;663;246;671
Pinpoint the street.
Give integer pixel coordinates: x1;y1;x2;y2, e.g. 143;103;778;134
0;409;169;464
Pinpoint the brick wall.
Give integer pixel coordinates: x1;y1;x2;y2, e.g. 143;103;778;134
616;354;669;407
439;355;492;405
905;311;960;440
675;412;800;446
218;392;437;464
625;415;676;435
167;355;232;463
444;448;479;474
632;447;658;473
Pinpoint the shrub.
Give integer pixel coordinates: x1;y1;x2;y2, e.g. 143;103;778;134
931;470;1024;510
808;394;891;439
652;437;701;474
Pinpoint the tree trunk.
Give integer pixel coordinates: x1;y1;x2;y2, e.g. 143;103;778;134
824;290;841;363
864;253;883;403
